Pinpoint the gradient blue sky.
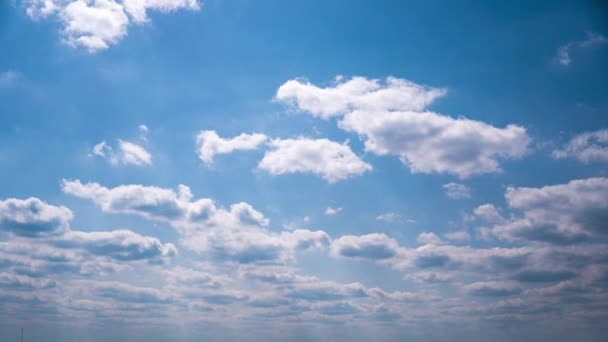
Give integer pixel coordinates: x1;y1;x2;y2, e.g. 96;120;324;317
1;1;608;341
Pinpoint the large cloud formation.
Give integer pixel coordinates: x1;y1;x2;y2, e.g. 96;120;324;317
276;76;530;178
61;179;330;263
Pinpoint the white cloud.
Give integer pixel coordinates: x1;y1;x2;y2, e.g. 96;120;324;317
93;139;151;166
0;198;73;237
60;0;130;52
122;0;200;23
339;109;529;178
258;138;371;183
57;229;177;262
275;76;446;120
196;130;268;165
62;180;330;263
24;0;201;53
552;129;608;163
324;207;342;216
443;182;471;199
556;31;606;66
473;203;504;224
276;76;530;178
375;212;400;223
116;139;152;165
0;196;177;278
416;232;442;245
491;177;608;244
331;233;400;260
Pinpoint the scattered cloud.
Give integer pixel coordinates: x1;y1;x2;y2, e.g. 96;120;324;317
276;76;530;178
196;130;268;165
556;31;606;66
416;232;442;245
93;139;151;166
490;177;608;244
61;180;330;263
0;197;72;237
443;182;471;199
552;129;608;163
376;212;400;223
324;207;342;216
258;138;371;183
24;0;201;52
275;76;446;120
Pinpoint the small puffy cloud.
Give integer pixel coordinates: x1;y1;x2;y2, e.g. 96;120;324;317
275;76;446;120
60;0;130;52
474;204;504;224
556;31;606;66
465;281;523;297
324;207;342;216
116;140;152;165
258;138;371;183
0;198;73;237
25;0;201;53
552;129;608;163
277;76;530;178
93;139;151;166
196;130;268;165
416;232;442;245
491;177;608;244
281;229;331;252
443;182;471;199
331;233;401;260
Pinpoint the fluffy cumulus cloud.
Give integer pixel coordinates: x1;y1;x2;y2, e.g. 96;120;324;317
196;130;268;165
24;0;201;52
258;138;372;182
490;177;608;244
0;197;72;237
93;139;152;166
61;180;330;263
552;129;608;163
276;76;530;178
339;109;529;178
275;76;447;119
0;196;177;301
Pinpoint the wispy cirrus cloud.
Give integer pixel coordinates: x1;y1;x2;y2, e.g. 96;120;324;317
556;31;606;66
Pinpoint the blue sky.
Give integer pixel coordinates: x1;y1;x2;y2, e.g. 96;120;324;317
1;0;608;341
